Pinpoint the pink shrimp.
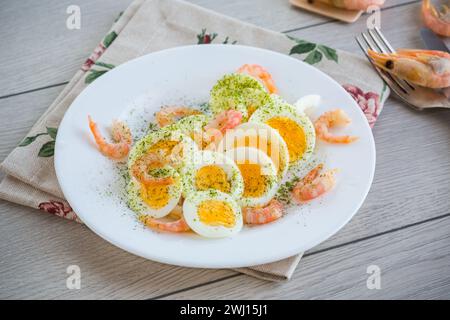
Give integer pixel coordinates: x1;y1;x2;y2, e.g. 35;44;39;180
139;206;190;232
131;151;174;186
88;115;132;160
155;106;202;127
237;64;278;94
315;0;386;11
368;48;450;88
203;109;243;143
243;199;284;225
314;109;358;144
292;164;337;203
422;0;450;37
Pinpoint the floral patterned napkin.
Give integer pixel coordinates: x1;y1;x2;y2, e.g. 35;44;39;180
0;0;388;281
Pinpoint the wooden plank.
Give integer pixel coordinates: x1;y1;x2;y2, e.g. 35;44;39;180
0;0;420;97
0;201;236;299
162;215;450;299
287;1;450;53
0;0;134;98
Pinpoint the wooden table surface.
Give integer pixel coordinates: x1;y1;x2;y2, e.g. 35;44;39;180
1;0;449;300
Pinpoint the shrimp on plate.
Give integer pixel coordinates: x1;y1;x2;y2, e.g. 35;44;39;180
314;109;358;144
292;164;337;203
243;199;284;225
203;109;243;144
368;48;450;88
155;106;202;127
88;115;132;160
139;205;190;232
130;150;175;186
315;0;386;11
237;64;278;94
422;0;450;37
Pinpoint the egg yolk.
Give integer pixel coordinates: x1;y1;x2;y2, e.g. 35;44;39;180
237;162;267;197
233;136;283;173
148;140;180;157
195;165;231;193
198;200;235;228
266;117;306;163
140;183;170;209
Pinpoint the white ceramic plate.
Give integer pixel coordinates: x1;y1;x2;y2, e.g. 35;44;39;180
55;45;375;268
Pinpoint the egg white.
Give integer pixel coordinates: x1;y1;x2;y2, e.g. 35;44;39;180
224;146;278;208
165;114;210;136
209;73;271;120
183;190;243;238
181;150;244;199
216;122;289;182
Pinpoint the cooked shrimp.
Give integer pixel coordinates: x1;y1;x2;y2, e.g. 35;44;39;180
243;199;284;224
237;64;278;94
204;109;243;143
314;109;358;144
88;115;132;160
155;106;202;127
139;207;190;232
368;48;450;88
422;0;450;37
292;164;337;203
315;0;385;11
131;151;174;186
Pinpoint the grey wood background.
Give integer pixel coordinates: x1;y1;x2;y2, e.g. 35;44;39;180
0;0;449;299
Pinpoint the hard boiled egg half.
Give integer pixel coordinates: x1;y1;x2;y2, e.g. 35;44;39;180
216;122;289;182
183;190;243;238
225;147;278;208
250;95;315;170
127;166;182;218
181;150;244;199
128;128;198;173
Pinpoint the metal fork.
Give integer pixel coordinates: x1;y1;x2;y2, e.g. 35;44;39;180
356;27;450;110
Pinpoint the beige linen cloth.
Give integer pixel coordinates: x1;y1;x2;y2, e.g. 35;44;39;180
0;0;388;281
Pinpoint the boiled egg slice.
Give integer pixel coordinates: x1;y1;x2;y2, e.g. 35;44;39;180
183;190;243;238
127;167;182;218
128;128;198;173
181;150;244;199
209;73;271;120
216;122;289;182
249;96;315;170
225;147;278;207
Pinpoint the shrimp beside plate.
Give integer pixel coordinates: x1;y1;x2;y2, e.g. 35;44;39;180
422;0;450;37
368;48;450;88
